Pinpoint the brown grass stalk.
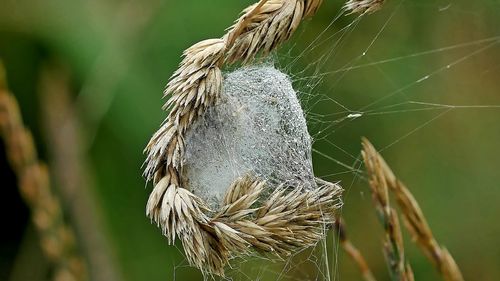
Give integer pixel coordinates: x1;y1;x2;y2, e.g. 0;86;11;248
362;139;413;281
334;217;377;281
142;0;354;275
362;138;464;281
39;64;123;281
0;63;87;281
143;0;386;275
345;0;385;14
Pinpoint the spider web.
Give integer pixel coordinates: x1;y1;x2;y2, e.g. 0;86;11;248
172;0;500;280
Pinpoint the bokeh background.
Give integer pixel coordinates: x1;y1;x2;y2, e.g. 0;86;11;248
1;0;499;280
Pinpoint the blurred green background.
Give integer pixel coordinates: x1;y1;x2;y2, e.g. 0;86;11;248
1;0;499;280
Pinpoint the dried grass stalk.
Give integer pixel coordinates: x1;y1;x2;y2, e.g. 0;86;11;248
361;139;413;281
345;0;385;14
144;0;327;185
362;138;464;281
334;217;377;281
168;175;342;275
39;64;122;281
0;66;87;281
142;0;361;275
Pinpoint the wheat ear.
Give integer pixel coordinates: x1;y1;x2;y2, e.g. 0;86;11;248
0;65;87;281
144;0;327;275
361;139;414;281
362;138;464;281
142;0;384;275
144;0;325;184
345;0;385;14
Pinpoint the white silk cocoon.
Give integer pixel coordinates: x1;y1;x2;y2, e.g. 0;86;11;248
183;65;316;207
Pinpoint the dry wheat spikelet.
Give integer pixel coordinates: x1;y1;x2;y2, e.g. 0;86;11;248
143;0;381;275
361;141;414;281
0;66;88;281
345;0;385;14
362;138;464;281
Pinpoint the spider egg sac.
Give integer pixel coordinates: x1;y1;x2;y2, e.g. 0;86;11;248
183;65;316;208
